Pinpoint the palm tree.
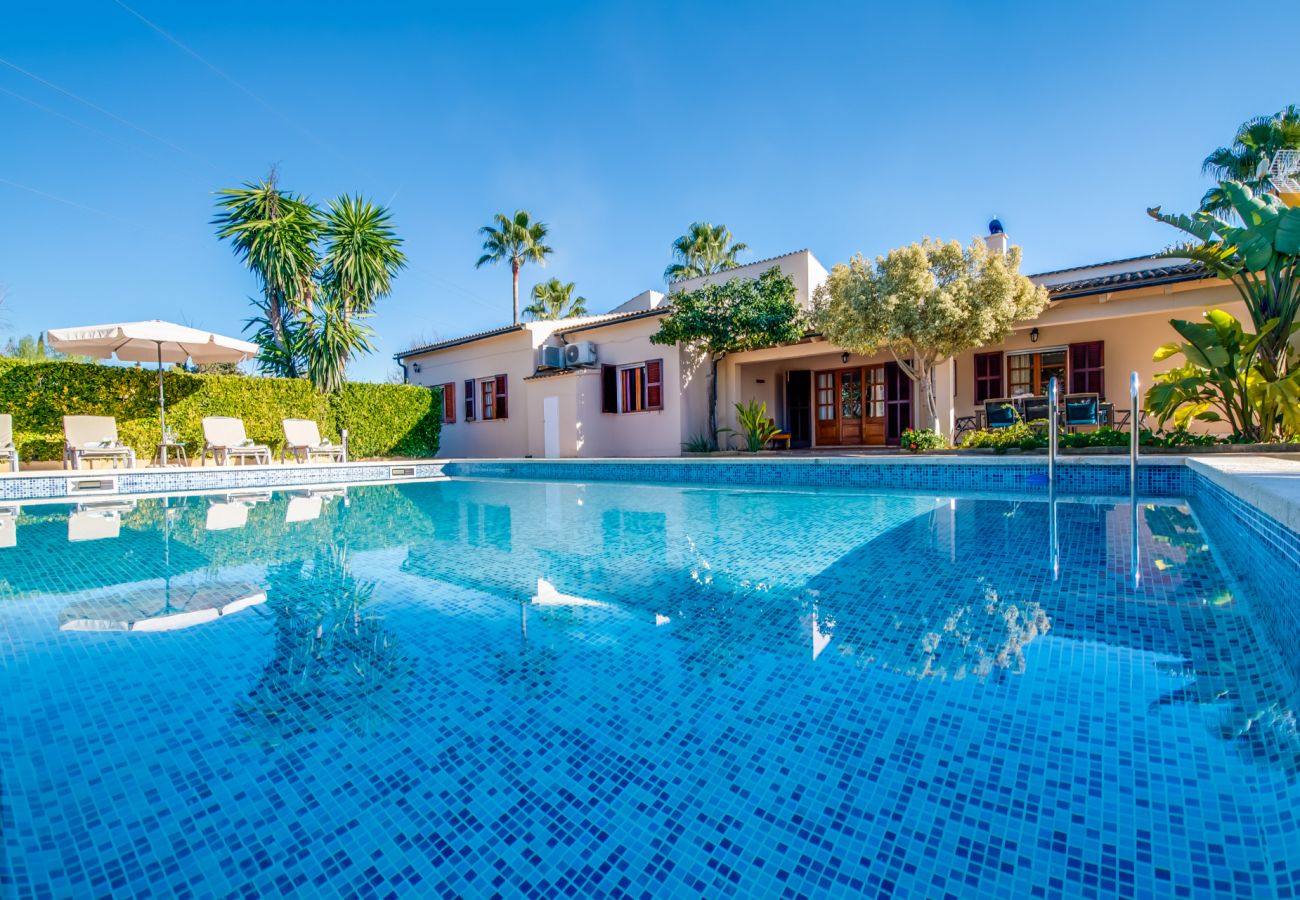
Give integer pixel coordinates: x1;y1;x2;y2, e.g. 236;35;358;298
1200;106;1300;213
664;222;748;282
524;278;588;320
213;172;321;378
475;210;553;324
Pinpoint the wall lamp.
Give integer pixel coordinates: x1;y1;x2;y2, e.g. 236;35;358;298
841;351;850;364
1029;328;1040;343
412;362;422;373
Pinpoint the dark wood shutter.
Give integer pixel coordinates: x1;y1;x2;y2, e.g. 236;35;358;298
464;378;475;420
645;359;663;410
1068;341;1105;397
494;374;508;419
601;365;617;413
442;383;456;424
974;351;1004;403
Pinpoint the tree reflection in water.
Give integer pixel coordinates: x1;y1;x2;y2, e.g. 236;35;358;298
880;583;1051;681
238;545;412;747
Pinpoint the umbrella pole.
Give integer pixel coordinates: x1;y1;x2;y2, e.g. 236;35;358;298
156;341;167;467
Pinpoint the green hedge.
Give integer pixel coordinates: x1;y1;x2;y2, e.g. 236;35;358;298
0;359;441;461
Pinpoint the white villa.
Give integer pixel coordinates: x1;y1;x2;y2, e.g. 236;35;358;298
396;226;1242;458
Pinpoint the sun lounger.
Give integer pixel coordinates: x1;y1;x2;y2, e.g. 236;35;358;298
68;508;123;542
63;415;136;470
281;418;345;464
200;417;271;466
0;415;18;473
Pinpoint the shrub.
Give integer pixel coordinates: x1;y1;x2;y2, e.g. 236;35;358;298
1061;426;1129;449
901;427;946;452
1141;428;1223;448
682;433;716;453
959;421;1045;453
0;359;440;461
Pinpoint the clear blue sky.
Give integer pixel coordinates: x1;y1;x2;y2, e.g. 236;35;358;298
2;1;1294;382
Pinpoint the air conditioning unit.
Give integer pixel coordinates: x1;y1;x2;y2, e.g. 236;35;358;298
539;345;565;370
564;340;598;368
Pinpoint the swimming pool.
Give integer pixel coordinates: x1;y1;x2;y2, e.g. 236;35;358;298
1;477;1297;897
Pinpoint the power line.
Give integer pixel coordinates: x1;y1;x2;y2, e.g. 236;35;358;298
0;177;170;236
0;55;216;169
0;84;193;174
110;0;374;183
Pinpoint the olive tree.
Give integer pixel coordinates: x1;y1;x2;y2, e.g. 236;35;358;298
651;267;805;444
813;239;1048;430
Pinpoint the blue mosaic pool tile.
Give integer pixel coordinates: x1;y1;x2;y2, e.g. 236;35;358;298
0;462;444;501
1;473;1296;897
444;459;1192;497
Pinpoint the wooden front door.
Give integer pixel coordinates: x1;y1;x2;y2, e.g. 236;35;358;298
815;366;886;446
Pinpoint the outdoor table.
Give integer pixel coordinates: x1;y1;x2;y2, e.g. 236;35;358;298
153;441;188;467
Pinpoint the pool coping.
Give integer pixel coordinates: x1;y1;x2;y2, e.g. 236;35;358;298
0;459;447;502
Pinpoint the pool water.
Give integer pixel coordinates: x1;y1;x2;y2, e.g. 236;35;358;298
1;479;1297;898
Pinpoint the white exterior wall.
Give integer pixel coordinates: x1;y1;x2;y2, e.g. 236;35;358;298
402;330;537;458
568;318;687;458
670;249;828;312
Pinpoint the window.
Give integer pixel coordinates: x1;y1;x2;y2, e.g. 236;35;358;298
475;374;509;420
1007;348;1066;396
464;378;475;421
601;360;663;413
974;351;1004;403
438;383;456;424
1069;341;1105;397
865;366;885;418
816;372;835;421
620;365;646;412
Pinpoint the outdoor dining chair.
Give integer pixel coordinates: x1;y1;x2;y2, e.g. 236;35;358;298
1064;393;1101;431
1020;396;1051;427
983;399;1018;429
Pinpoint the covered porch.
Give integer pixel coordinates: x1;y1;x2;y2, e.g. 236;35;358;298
719;339;926;449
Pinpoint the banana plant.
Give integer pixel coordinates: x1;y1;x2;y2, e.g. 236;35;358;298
729;399;782;452
1146;309;1300;441
1149;180;1300;371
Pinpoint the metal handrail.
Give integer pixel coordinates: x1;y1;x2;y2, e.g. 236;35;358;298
1047;376;1058;487
1129;372;1139;493
1130;371;1141;587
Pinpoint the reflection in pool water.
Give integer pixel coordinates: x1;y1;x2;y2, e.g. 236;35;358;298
1;479;1297;897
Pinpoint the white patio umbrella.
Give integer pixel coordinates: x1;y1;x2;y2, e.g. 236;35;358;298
47;320;258;465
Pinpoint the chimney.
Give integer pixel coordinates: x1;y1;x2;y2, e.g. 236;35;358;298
985;218;1008;255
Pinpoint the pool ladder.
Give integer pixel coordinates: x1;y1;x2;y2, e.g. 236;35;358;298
1046;371;1141;493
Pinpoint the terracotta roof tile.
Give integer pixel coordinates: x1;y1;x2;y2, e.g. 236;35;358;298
1047;262;1211;299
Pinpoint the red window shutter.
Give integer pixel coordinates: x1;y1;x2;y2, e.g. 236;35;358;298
443;383;456;424
601;365;617;413
974;351;1004;403
645;359;663;410
494;374;508;419
464;378;475;420
1068;341;1104;397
